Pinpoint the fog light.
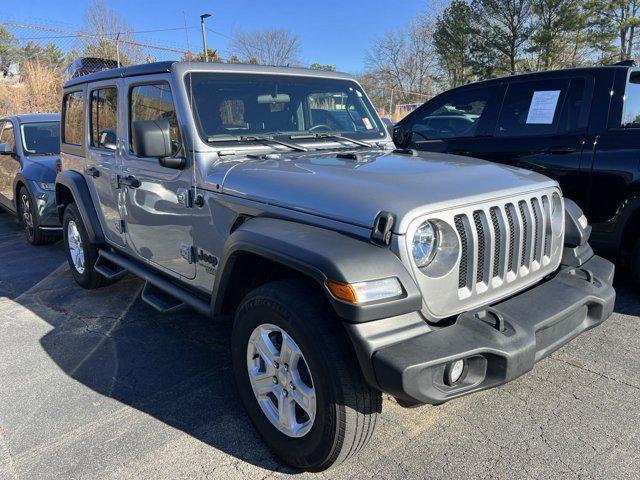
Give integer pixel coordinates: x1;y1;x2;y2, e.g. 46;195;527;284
445;359;466;386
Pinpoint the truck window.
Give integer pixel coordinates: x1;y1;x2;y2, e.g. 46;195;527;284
558;77;590;133
90;87;118;151
496;79;569;137
408;87;495;139
63;91;85;146
129;83;182;157
622;71;640;128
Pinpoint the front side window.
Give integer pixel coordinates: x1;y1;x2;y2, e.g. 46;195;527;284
63;91;85;146
185;73;384;142
130;83;182;157
408;88;494;140
496;79;570;137
0;122;15;150
91;87;118;151
20;122;60;155
622;71;640;128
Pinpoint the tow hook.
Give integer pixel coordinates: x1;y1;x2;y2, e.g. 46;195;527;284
474;309;506;332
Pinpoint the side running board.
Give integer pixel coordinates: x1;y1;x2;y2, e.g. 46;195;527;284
94;253;128;281
96;249;211;316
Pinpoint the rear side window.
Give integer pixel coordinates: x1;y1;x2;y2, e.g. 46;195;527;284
557;78;591;133
90;87;118;151
407;87;495;139
496;79;569;137
63;91;85;146
0;122;15;150
130;83;181;157
622;71;640;128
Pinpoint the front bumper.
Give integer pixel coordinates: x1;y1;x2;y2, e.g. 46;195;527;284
365;255;615;404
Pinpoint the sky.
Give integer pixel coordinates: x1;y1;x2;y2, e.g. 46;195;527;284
7;0;433;73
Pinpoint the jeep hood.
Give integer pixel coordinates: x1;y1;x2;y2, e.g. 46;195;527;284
219;149;558;234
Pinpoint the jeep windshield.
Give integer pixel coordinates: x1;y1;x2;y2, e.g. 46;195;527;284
185;72;385;147
20;121;60;155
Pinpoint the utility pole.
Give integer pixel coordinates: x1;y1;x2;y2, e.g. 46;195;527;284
200;13;211;61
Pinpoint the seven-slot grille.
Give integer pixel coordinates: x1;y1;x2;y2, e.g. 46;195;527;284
454;194;554;292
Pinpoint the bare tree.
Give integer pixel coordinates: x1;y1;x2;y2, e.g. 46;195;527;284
231;29;301;66
365;14;438;106
79;0;143;65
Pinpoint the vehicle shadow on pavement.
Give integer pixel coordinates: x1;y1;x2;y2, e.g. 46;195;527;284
611;272;640;317
17;266;297;474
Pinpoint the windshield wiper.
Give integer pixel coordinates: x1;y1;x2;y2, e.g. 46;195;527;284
207;134;307;152
289;133;372;148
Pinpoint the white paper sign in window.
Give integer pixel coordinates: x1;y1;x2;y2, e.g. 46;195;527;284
526;90;561;125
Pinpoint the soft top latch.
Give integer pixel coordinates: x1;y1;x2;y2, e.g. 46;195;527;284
371;211;395;246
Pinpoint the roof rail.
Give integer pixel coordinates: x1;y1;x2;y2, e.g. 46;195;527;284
612;60;635;67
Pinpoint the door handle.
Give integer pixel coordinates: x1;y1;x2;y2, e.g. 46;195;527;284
84;166;100;177
120;175;141;188
546;146;576;155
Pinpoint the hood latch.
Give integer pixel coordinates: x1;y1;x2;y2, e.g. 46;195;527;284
371;211;394;246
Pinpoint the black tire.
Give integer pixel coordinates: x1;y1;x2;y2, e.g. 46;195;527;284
231;279;382;471
62;203;110;289
17;186;53;246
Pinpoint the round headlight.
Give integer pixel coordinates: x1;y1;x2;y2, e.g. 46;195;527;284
412;221;438;268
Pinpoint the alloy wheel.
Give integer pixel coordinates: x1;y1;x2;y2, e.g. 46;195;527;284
246;323;316;438
20;193;34;241
67;220;86;274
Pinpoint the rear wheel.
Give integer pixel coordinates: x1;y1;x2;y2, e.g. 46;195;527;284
231;279;381;471
62;203;109;289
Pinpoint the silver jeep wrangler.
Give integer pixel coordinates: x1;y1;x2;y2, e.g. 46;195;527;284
55;61;615;471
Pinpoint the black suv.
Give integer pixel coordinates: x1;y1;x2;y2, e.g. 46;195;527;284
394;64;640;279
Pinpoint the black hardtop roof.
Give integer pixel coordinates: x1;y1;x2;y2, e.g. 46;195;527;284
440;65;633;96
63;60;357;89
64;61;175;88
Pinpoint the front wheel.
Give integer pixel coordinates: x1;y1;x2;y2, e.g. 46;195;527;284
62;203;110;289
231;279;381;471
18;186;51;245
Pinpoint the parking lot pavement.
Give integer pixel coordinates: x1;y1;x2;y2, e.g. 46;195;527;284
0;215;639;480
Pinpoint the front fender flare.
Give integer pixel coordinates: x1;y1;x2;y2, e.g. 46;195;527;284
55;170;105;244
212;218;423;323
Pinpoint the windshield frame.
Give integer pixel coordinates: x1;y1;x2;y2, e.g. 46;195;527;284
184;71;386;149
20;121;60;156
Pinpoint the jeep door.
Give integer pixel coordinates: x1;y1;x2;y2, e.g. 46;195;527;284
84;81;126;247
119;79;196;279
0;120;19;210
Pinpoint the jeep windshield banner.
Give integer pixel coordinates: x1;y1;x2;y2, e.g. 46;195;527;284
184;72;385;143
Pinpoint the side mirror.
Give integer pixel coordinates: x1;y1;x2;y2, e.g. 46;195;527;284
0;142;13;155
131;120;184;169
